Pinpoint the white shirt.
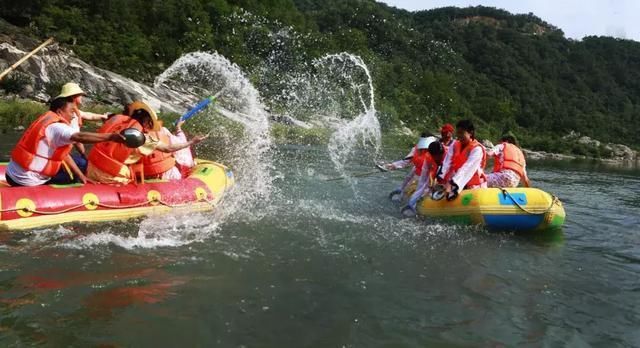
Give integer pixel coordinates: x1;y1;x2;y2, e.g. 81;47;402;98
7;123;77;186
440;140;486;190
390;147;415;169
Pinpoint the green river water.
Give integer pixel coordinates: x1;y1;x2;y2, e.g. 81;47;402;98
0;142;639;347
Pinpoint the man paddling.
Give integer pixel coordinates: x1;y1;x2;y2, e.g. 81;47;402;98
5;98;125;187
438;120;487;200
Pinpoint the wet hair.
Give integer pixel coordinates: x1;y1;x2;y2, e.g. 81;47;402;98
456;119;475;139
428;140;444;156
49;97;72;112
500;134;519;146
131;109;151;126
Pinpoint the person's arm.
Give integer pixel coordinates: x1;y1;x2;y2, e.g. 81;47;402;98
487;144;503;158
63;155;94;184
386;148;415;170
74;143;87;159
156;134;207;153
522;166;531;187
70;132;125;144
78;110;108;121
438;142;455;181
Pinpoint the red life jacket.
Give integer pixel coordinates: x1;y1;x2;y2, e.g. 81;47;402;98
448;139;486;188
87;114;142;176
142;129;176;177
411;146;429;176
493;142;526;178
10;111;73;177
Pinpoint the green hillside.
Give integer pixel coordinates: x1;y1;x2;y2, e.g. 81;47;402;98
2;0;639;154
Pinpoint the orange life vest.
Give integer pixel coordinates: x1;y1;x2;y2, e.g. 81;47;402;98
493;142;526;178
87;114;142;176
142;130;176;177
10;111;73;177
449;139;486;188
411;146;429;176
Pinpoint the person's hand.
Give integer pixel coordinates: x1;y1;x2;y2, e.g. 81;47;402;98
100;113;109;120
176;120;185;133
110;133;127;143
190;134;209;145
384;163;396;171
78;175;98;185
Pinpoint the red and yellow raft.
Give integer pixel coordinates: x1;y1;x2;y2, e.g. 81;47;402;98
0;160;234;230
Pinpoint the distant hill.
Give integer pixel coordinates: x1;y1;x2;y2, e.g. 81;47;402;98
1;0;639;154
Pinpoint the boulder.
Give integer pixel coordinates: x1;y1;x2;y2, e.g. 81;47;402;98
0;39;194;114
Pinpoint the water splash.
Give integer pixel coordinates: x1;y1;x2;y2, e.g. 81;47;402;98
315;53;381;180
265;52;381;179
154;52;274;216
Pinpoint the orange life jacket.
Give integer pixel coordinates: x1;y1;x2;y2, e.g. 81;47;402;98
10;111;73;177
142;130;176;177
493;142;526;178
449;139;486;188
412;146;440;180
411;146;429;177
87;114;142;176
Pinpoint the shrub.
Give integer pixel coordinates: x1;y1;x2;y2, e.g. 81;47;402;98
0;72;31;94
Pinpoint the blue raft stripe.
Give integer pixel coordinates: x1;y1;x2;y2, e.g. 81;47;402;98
498;192;528;206
483;214;543;230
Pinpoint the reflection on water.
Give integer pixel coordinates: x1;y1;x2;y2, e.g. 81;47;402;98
0;144;638;346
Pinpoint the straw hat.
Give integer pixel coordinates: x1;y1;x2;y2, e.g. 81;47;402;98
56;82;85;99
128;100;161;131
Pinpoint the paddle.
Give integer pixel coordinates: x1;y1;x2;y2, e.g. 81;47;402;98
324;164;388;182
174;88;227;125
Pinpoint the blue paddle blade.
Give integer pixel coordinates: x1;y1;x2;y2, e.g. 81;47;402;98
175;96;215;125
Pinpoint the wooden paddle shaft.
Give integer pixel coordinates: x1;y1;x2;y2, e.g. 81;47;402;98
0;37;54;81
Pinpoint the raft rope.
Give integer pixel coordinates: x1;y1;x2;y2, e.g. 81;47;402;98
0;197;218;216
500;188;558;215
0;162;232;217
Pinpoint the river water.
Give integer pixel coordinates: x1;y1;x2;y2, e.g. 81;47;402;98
0;142;638;347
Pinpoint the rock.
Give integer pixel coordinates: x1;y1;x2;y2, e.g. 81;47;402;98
577;136;600;147
0;22;196;114
609;144;636;160
18;84;34;98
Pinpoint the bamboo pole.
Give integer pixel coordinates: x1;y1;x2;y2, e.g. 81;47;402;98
0;37;54;81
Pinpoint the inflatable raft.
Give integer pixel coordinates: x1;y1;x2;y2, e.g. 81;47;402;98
413;187;565;231
0;160;234;230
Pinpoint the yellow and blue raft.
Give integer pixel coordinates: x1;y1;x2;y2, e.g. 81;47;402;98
414;187;565;231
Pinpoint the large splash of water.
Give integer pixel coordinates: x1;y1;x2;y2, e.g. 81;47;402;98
154;52;274;214
319;53;381;177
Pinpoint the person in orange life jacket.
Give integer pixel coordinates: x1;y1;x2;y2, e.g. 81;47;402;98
5;98;125;187
402;140;446;214
56;83;109;159
388;136;438;200
143;119;197;180
440;123;454;147
486;133;530;188
383;132;433;171
438;119;487;200
86;101;207;185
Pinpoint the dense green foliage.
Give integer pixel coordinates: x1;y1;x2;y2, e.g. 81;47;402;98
2;0;639;151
